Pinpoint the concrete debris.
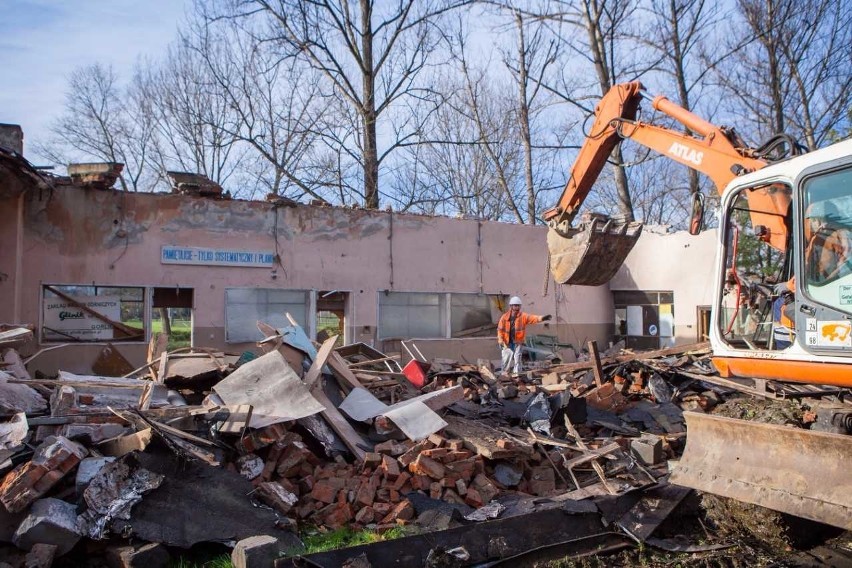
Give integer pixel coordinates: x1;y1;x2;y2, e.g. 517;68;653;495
0;321;832;565
13;498;81;556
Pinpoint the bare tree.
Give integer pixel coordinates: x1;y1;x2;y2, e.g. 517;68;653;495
714;0;852;150
134;44;246;191
217;0;471;209
185;14;334;201
34;63;155;191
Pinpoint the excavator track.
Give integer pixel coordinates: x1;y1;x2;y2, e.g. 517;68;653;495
670;412;852;530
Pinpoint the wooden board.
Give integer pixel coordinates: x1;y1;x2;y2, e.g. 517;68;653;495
443;415;533;459
304;336;339;389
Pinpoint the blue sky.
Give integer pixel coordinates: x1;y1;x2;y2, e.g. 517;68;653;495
0;0;190;158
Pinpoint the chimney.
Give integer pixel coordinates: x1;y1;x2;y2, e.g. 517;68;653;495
0;124;23;155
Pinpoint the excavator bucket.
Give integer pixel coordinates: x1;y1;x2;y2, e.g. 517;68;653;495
670;412;852;530
547;217;643;285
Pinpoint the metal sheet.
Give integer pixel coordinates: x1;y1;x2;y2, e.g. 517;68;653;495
670;412;852;530
339;387;447;441
213;351;325;428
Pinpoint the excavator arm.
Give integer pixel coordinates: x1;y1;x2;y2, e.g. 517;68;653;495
546;81;789;285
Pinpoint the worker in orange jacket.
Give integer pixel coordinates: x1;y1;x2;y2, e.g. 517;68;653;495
497;296;551;375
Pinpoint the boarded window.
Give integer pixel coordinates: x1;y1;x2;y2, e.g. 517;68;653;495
225;288;308;343
41;285;145;343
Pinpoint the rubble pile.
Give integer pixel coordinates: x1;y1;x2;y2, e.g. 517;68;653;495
0;321;827;566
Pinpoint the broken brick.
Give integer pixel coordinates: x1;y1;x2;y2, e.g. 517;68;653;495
473;474;499;503
390;471;410;492
380;500;414;524
355;475;379;507
354;506;374;525
443;488;466;506
464;487;484;508
323;502;353;529
373;440;407;456
0;436;87;513
363;452;383;469
455;479;467;496
446;439;464;451
429;482;443;499
256;482;298;515
276;442;314;478
379;455;400;480
409;455;445;480
427;434;446;447
398;440;434;468
310;480;340;504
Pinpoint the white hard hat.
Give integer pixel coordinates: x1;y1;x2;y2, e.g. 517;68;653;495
509;296;522;306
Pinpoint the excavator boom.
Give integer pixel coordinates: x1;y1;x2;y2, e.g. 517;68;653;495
546;81;778;285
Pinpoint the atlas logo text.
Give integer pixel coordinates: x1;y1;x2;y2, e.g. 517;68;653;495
668;142;703;165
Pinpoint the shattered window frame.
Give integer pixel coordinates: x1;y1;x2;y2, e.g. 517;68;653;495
40;284;146;343
224;288;309;343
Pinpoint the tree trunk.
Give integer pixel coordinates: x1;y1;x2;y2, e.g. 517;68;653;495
515;13;536;224
361;0;380;209
158;307;172;337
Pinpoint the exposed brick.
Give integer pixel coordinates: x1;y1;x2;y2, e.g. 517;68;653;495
354;506;374;525
237;423;294;453
444;458;476;481
0;436;87;513
398;440;434;468
427;434;446;447
390;471;410;492
323;502;353;529
363;452;383;469
380;455;400;480
442;488;466;506
443;450;474;462
256;482;298;515
420;448;449;461
372;502;392;517
310;480;339;504
276;442;314;478
355;475;379;508
380;500;414;524
464;487;484;508
373;440;407;456
409;455;445;480
472;474;499;503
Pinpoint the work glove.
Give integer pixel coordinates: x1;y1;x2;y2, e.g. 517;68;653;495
773;282;791;295
542;314;552;321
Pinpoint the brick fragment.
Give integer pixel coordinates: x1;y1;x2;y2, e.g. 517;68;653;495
310;480;339;504
409;455;445;480
355;475;379;507
354;506;374;525
390;471;410;492
429;482;443;499
398;440;434;468
380;455;400;480
363;452;383;469
0;436;87;513
455;479;467;496
380;500;414;524
373;440;407;456
323;502;353;529
442;488;466;506
464;487;483;508
420;448;449;461
236;423;294;453
472;474;499;503
256;482;298;515
427;434;446;447
446;439;464;451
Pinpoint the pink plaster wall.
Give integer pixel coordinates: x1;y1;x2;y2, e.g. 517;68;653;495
2;186;616;373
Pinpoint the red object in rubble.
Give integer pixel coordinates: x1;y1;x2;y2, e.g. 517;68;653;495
402;360;431;388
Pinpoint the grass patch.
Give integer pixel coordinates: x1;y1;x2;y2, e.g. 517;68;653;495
291;526;411;557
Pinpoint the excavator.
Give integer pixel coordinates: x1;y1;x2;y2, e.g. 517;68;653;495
545;81;852;530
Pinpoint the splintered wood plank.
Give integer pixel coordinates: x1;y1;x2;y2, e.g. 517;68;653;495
309;384;367;462
328;352;365;391
147;333;169;380
304;335;339;389
443;415;532;459
587;340;604;388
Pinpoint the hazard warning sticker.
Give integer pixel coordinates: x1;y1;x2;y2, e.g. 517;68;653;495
816;321;852;347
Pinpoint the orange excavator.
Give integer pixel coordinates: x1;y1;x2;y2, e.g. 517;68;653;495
545;81;852;530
